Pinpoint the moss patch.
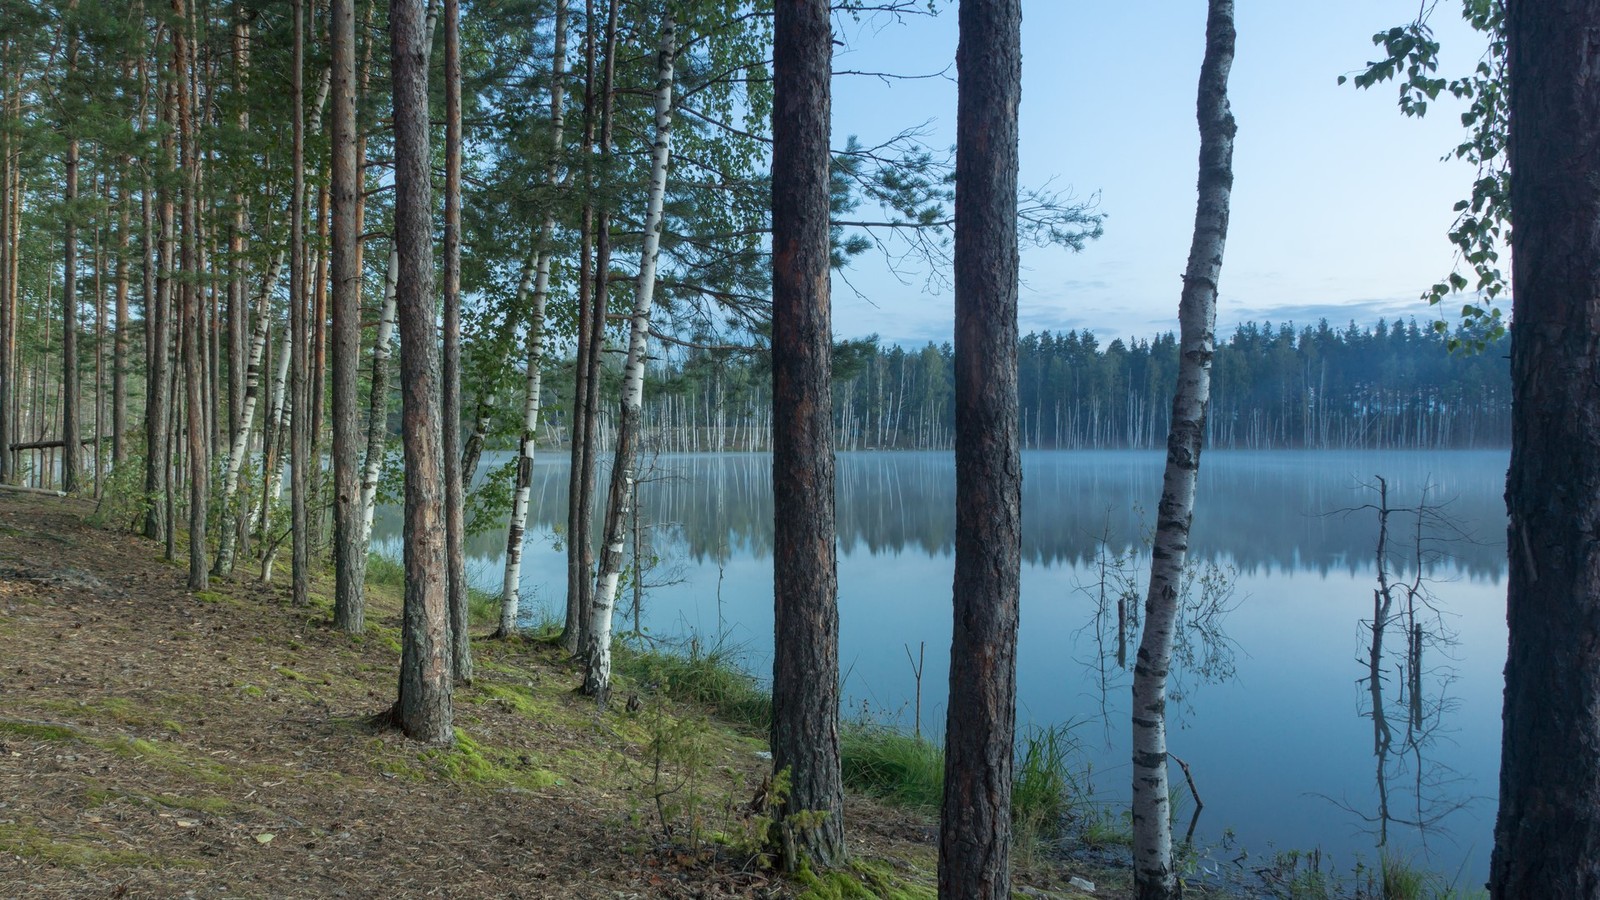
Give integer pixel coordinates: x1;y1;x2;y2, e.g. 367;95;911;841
793;860;937;900
0;822;197;870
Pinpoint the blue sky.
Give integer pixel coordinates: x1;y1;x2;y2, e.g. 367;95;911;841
825;1;1491;346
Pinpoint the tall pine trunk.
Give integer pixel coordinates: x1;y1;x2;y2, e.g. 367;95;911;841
62;142;80;492
1129;3;1234;897
442;0;472;682
769;0;844;871
331;0;364;631
585;12;675;701
389;0;453;744
940;0;1023;896
1492;1;1600;894
173;0;208;589
144;159;172;541
289;0;311;607
563;0;604;655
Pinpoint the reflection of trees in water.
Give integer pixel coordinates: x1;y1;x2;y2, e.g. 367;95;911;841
379;451;1508;580
1324;477;1475;859
1072;516;1241;743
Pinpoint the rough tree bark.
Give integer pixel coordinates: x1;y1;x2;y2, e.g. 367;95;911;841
174;0;208;590
585;12;676;701
112;169;130;468
144;157;173;541
289;0;311;607
389;0;453;744
939;0;1024;896
769;0;845;871
442;0;472;681
61;25;80;495
1129;3;1235;898
564;0;604;655
331;0;364;631
1491;1;1600;895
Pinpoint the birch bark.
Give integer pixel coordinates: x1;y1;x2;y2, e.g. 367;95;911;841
359;250;399;545
584;13;675;701
213;252;282;577
1129;3;1235;897
497;0;569;640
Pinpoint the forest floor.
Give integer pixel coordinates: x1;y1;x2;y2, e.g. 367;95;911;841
0;492;1198;899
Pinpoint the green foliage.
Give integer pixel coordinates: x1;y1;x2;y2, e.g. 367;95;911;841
620;690;774;865
89;454;151;533
1341;1;1508;351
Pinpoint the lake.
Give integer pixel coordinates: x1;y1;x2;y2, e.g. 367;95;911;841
372;449;1508;885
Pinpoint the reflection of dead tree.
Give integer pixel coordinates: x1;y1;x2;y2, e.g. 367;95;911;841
620;452;688;643
1070;511;1241;734
1321;476;1475;856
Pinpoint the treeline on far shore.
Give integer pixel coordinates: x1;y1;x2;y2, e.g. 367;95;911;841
570;317;1511;454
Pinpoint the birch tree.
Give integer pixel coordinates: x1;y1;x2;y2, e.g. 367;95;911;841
359;249;398;545
496;0;569;641
584;10;676;702
1129;2;1235;897
213;252;281;577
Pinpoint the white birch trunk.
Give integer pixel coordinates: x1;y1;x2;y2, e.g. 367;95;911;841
214;250;285;576
497;258;546;636
1130;3;1234;898
359;248;399;546
584;14;676;701
497;2;568;638
255;308;293;536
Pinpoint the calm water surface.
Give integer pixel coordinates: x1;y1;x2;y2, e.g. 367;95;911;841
374;449;1508;883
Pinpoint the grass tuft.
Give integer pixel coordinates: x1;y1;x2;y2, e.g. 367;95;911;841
613;639;772;730
839;726;944;812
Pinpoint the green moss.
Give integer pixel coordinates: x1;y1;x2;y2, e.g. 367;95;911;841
792;860;936;900
239;684;265;698
102;736;231;785
371;624;403;655
476;682;551;718
273;665;310;682
84;784;233;815
419;728;560;790
0;720;80;742
193;590;233;605
0;822;196;870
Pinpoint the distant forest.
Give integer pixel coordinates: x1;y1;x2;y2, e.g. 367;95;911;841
604;318;1511;453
